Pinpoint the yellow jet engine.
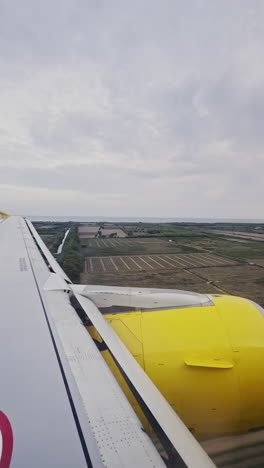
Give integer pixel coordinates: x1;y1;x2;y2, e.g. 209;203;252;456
87;293;264;439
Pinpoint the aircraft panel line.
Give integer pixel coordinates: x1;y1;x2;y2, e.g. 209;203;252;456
23;243;94;468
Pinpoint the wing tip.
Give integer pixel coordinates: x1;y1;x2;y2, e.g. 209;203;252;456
0;211;10;218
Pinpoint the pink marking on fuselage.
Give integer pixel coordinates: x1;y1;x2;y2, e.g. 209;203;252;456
0;411;13;468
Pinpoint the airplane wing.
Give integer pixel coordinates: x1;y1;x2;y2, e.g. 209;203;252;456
0;215;215;467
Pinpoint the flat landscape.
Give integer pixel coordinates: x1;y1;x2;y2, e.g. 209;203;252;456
78;225;127;239
80;237;197;257
34;220;264;307
79;222;264;307
78;226;100;238
202;229;264;241
84;253;236;273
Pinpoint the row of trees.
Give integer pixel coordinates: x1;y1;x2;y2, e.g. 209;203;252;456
59;226;81;283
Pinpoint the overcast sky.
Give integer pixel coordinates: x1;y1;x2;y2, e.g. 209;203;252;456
0;1;264;218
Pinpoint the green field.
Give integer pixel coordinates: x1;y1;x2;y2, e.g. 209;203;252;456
33;221;264;306
172;235;264;261
79;237;197;257
34;222;71;253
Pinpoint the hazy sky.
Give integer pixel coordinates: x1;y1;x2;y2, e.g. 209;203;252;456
0;0;264;218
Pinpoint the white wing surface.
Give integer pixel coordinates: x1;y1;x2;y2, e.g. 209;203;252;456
0;216;216;468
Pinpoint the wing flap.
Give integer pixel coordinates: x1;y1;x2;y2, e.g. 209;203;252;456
73;289;216;468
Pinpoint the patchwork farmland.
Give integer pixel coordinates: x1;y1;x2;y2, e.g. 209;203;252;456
80;237;197;258
84;253;237;273
78;225;127;239
80;232;264;305
33;220;264;306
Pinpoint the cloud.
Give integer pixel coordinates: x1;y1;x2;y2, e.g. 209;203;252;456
0;0;264;217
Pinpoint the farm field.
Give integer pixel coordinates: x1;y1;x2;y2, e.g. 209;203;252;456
84;253;237;274
81;268;215;293
249;258;264;267
80;237;197;257
120;223;203;237
33;220;264;306
101;228;127;237
173;236;264;261
80;226;264;307
81;262;264;306
33;222;71;253
193;265;264;306
202;229;264;241
78;225;99;238
78;225;127;239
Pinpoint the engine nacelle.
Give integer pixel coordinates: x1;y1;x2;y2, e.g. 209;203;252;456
89;294;264;438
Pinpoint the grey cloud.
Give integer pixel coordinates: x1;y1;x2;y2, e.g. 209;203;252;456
0;163;147;192
0;0;264;217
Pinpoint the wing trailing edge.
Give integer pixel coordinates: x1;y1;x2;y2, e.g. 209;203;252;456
72;289;215;468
